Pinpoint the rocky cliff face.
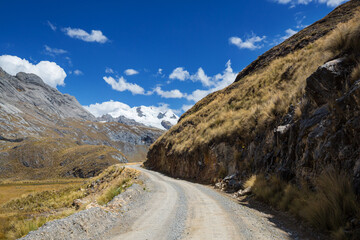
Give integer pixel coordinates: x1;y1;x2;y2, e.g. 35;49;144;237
0;68;95;121
145;1;360;192
0;68;163;180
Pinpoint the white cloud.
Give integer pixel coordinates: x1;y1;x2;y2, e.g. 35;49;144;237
124;69;139;76
44;45;67;56
319;0;347;6
0;55;66;88
73;69;83;75
229;35;266;50
63;27;108;43
169;67;190;81
169;67;213;87
166;60;237;102
84;101;179;130
154;87;185;99
186;60;237;102
186;89;212;102
281;28;298;41
190;67;212;87
105;67;114;74
47;21;56;31
273;0;347;7
181;104;193;112
155;68;166;78
103;76;145;95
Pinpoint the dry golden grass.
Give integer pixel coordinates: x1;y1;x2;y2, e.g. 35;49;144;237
351;62;360;82
243;175;256;189
251;170;359;239
0;165;140;240
97;178;131;205
324;12;360;56
151;8;360;157
0;137;125;180
157;39;328;153
0;179;84;206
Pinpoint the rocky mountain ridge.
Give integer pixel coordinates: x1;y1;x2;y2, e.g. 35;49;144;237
0;68;163;180
0;68;95;122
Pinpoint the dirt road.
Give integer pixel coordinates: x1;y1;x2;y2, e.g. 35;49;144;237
109;166;296;240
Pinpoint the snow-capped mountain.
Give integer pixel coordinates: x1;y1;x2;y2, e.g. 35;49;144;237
85;100;179;130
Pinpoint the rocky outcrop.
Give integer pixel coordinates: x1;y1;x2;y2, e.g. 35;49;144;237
161;120;172;130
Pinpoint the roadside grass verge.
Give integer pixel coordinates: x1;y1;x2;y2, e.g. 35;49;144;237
0;165;140;240
247;170;360;239
97;178;132;205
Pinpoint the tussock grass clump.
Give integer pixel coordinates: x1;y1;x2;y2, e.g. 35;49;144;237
97;178;131;205
301;170;359;233
244;175;256;189
351;62;360;82
250;170;360;238
324;13;360;56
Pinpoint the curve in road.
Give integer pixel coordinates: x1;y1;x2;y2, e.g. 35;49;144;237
109;166;293;240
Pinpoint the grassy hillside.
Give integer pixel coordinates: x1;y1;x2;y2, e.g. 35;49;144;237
0;137;126;180
153;3;360;155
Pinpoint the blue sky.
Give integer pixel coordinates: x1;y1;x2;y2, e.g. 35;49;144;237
0;0;348;116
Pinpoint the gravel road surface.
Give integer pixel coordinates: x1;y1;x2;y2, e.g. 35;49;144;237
22;165;317;240
108;166;296;240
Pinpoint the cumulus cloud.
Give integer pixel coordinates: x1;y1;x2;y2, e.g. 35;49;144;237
273;0;348;7
0;55;66;88
169;67;212;87
44;45;67;56
229;35;266;50
190;67;212;87
186;89;212;102
124;69;139;76
103;76;145;95
169;67;190;81
186;60;237;102
167;60;237;102
63;27;108;43
47;21;56;31
154;87;185;99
